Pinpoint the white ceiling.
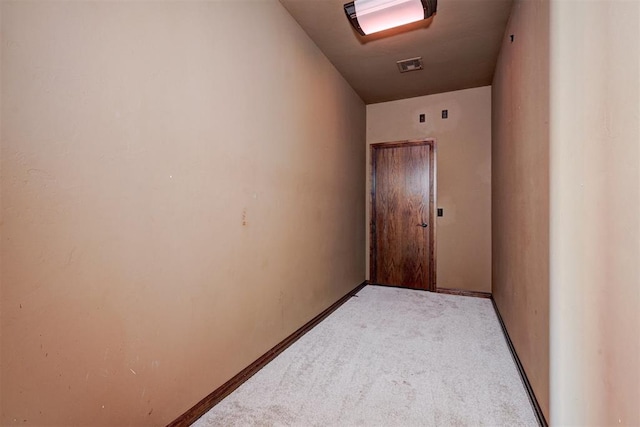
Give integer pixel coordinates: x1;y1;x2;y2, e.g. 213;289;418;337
279;0;513;104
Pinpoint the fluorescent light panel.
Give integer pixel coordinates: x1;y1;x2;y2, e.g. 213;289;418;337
344;0;437;36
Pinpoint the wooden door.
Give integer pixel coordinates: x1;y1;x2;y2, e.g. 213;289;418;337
370;140;436;290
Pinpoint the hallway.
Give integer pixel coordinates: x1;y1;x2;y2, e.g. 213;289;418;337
1;1;638;425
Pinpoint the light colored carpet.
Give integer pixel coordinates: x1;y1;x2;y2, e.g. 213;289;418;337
193;285;538;426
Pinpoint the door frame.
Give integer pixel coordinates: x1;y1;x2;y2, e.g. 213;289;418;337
370;138;437;291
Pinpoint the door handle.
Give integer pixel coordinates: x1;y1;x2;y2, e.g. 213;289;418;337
417;223;428;228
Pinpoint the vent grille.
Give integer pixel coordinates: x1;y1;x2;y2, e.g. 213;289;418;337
397;57;424;73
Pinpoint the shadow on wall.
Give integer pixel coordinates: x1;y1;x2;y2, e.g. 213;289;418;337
491;0;550;422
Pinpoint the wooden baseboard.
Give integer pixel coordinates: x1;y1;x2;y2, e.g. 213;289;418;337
491;298;548;427
367;284;491;299
167;280;368;427
367;282;431;292
436;287;492;298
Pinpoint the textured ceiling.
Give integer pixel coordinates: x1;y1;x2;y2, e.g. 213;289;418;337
279;0;513;104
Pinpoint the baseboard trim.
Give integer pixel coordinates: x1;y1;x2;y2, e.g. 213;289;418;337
368;282;430;292
436;287;492;299
167;280;368;427
367;284;492;299
491;298;548;427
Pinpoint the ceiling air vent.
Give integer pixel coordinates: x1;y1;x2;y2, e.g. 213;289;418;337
397;57;423;73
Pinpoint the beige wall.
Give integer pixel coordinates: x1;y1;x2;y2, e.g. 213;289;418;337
549;0;640;424
491;0;550;419
0;1;366;425
494;0;640;423
366;87;492;292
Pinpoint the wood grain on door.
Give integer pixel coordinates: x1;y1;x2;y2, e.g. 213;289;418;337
371;140;435;290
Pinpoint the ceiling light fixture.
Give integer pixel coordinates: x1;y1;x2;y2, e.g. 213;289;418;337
344;0;437;36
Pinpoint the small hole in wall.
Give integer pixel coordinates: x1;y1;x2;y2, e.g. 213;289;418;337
510;34;515;43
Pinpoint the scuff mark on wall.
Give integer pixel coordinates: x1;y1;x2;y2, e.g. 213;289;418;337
65;247;76;266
